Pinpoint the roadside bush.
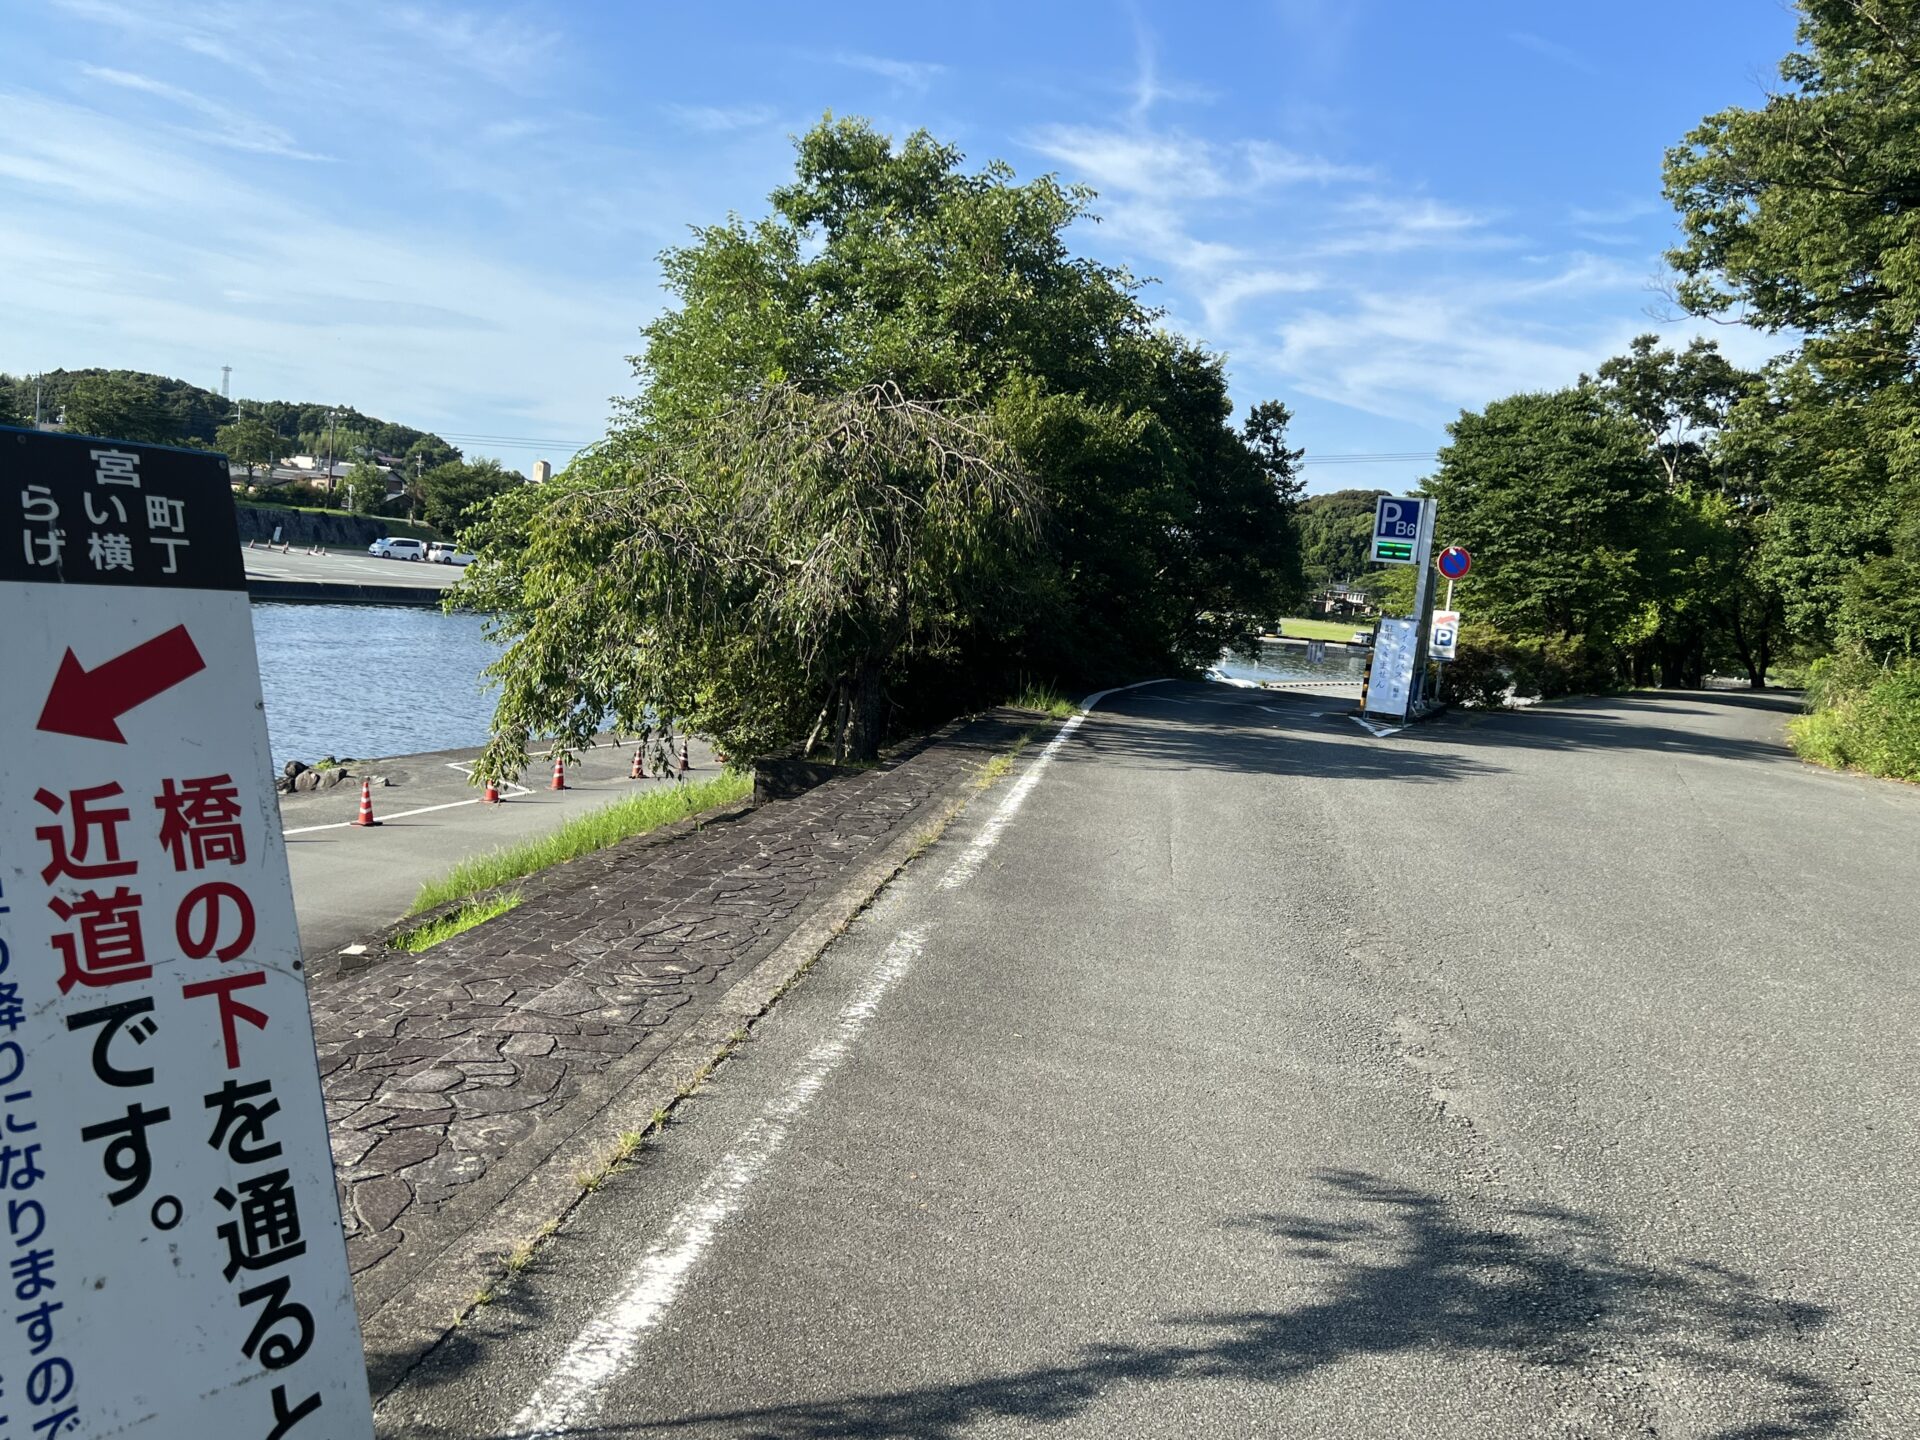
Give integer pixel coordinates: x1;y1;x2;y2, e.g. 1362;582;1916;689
1438;623;1521;708
1790;651;1920;781
1508;634;1624;700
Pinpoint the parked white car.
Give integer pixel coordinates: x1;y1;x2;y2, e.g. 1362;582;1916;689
369;538;428;561
426;542;476;565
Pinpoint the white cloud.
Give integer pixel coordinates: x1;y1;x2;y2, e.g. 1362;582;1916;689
1029;123;1362;202
79;65;332;160
664;103;777;134
828;51;945;92
1508;31;1606;79
0;89;647;464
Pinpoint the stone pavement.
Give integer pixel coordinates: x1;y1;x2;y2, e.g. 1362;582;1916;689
309;710;1035;1337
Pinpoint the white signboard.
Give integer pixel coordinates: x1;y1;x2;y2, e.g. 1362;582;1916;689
0;430;372;1438
1368;616;1420;719
1430;609;1460;661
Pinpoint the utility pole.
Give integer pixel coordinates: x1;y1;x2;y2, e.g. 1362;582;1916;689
324;408;338;503
33;375;43;427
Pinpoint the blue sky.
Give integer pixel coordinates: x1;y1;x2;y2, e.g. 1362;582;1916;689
0;1;1801;487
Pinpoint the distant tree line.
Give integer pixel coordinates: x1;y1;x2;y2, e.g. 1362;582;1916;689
0;368;518;538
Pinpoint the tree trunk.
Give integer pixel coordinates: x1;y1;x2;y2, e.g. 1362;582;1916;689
835;660;886;763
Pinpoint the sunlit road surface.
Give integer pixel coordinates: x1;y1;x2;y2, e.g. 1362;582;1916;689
377;685;1918;1439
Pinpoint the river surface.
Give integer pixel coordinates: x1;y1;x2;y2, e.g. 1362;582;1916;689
250;608;1367;767
1213;637;1370;686
251;603;502;766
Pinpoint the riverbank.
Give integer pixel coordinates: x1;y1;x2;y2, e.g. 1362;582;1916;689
281;732;721;959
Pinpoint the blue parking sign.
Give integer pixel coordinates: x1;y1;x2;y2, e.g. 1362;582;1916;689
1371;496;1426;564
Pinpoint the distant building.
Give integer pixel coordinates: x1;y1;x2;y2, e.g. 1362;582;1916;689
532;459;552;484
1313;582;1374;618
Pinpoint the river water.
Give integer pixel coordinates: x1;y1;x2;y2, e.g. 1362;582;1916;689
250;607;1368;768
1213;637;1370;686
251;603;502;766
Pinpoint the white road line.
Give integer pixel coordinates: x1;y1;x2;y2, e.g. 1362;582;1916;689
507;682;1166;1433
278;753;608;836
510;926;928;1439
937;679;1165;891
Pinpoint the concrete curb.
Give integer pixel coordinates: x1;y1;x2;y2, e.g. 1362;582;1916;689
357;712;1029;1400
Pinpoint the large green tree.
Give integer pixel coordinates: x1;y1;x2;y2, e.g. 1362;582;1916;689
468;117;1304;768
463;383;1033;771
1424;388;1664;666
217;416;280;477
1589;335;1784;687
422;457;518;535
1665;0;1920;659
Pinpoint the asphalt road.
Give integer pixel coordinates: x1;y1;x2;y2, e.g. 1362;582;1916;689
377;684;1918;1438
244;543;460;588
282;735;719;959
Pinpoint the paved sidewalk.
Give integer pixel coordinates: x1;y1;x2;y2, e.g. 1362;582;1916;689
310;710;1035;1379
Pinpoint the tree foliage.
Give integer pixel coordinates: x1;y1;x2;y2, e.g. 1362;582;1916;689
462;383;1035;774
1425;388;1663;652
216;417;280;476
421;457;518;535
1295;489;1389;588
341;461;389;515
471;117;1304;766
1664;0;1920;670
61;372;178;445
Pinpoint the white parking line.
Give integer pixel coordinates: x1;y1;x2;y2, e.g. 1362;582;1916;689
278;758;545;836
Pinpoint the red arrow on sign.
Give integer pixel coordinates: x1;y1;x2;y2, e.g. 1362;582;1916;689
36;624;207;743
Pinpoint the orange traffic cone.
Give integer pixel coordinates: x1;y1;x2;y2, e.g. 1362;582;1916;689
629;747;645;780
677;738;690;776
482;778;501;804
549;755;567;790
352;779;380;827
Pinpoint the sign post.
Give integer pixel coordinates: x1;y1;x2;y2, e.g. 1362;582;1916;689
0;428;373;1438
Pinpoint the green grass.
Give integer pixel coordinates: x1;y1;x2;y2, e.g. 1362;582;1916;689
1274;616;1371;642
392;892;523;952
409;770;753;914
1009;682;1077;718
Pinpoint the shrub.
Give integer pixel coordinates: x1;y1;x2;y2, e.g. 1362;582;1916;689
1790;652;1920;781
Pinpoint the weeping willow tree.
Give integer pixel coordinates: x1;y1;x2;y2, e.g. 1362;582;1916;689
456;381;1036;780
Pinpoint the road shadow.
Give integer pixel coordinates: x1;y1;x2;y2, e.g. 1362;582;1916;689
1070;684;1801;782
424;1170;1845;1440
1063;688;1505;785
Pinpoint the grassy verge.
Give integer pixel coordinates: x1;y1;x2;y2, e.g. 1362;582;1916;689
393;893;523;952
1789;653;1920;782
409;771;753;914
1009;683;1077;718
1275;616;1369;642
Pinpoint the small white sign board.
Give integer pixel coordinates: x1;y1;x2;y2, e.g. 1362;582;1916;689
1430;609;1460;661
0;430;371;1439
1368;617;1420;719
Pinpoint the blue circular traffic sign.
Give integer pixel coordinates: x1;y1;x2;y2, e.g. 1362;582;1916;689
1438;546;1472;579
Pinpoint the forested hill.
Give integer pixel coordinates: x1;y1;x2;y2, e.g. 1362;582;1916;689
0;368;459;467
